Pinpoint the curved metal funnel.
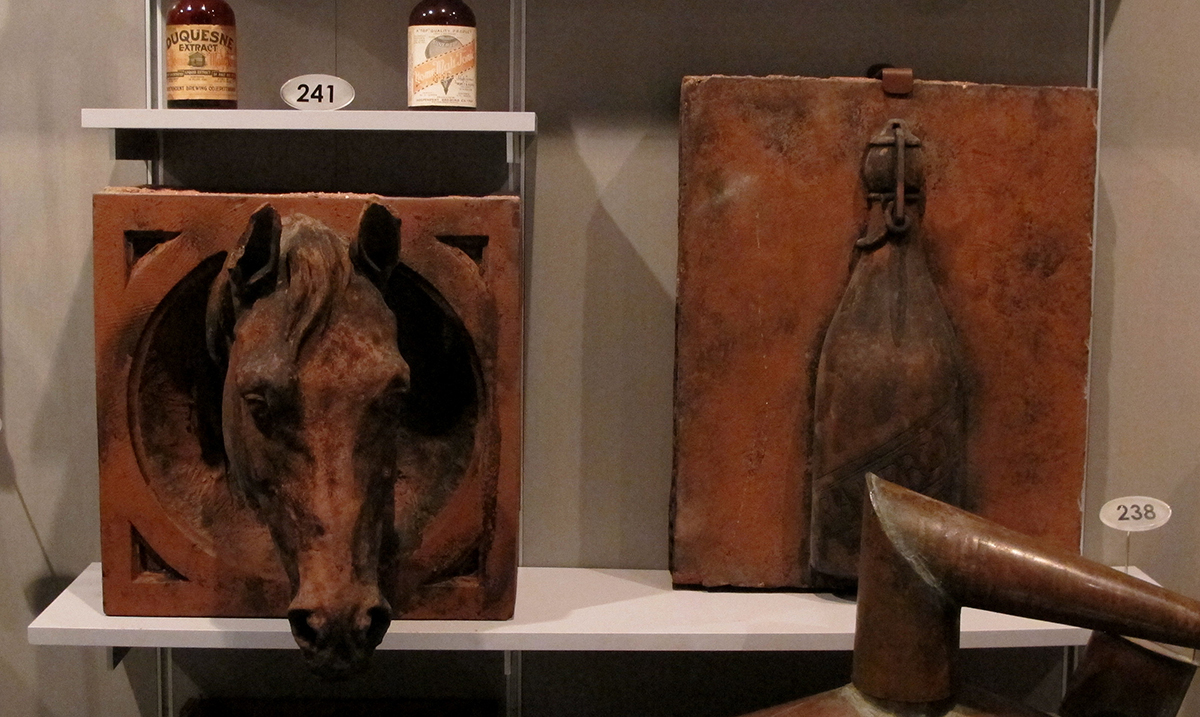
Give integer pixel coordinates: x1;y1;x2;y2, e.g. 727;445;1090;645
853;475;1200;704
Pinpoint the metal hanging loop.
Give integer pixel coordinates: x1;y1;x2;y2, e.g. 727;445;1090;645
863;119;923;239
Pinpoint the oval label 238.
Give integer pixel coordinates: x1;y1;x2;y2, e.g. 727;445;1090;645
281;74;355;110
1100;496;1172;532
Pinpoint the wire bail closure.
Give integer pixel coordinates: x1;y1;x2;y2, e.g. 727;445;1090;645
858;119;923;248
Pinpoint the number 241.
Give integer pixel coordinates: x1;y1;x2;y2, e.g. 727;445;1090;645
1117;504;1157;521
296;83;333;103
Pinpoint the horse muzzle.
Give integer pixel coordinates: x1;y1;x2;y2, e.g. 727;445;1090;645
287;597;392;680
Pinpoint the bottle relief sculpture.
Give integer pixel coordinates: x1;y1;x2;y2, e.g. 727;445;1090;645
671;75;1096;591
809;120;968;587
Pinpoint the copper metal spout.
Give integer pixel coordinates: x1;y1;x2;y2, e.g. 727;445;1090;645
853;474;1200;704
742;477;1200;717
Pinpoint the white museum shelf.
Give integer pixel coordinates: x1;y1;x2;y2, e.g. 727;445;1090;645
27;563;1107;652
81;108;538;133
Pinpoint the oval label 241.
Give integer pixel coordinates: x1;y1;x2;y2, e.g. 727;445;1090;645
1100;496;1172;532
281;74;355;110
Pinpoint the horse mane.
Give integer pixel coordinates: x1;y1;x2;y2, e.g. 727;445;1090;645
278;214;355;359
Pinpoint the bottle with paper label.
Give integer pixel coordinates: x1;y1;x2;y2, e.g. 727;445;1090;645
407;0;477;109
165;0;237;108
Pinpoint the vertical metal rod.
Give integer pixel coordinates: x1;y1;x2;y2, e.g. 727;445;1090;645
508;0;525;113
1086;0;1097;89
145;0;154;184
155;130;166;186
1060;644;1079;702
1087;0;1106;91
504;650;522;717
1124;530;1131;573
156;647;174;717
149;0;163;108
893;122;906;226
506;0;527;196
508;0;530;576
147;0;165;185
145;0;154;109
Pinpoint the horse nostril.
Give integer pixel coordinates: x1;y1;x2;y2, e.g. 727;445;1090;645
288;609;321;647
364;606;391;647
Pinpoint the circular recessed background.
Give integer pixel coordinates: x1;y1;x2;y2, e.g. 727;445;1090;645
129;251;484;589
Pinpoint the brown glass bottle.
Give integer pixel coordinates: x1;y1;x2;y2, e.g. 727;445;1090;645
165;0;237;109
407;0;477;109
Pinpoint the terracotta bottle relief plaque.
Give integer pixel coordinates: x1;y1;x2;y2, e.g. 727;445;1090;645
671;76;1097;589
96;189;522;628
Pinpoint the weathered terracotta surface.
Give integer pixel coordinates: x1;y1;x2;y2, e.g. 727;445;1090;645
96;189;521;627
672;76;1097;588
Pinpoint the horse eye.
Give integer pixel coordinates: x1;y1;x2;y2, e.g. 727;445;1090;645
243;392;275;431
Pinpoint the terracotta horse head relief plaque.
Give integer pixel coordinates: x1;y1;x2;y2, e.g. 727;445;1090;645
95;190;521;678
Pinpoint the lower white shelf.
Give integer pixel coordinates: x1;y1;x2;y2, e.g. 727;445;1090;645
27;563;1103;652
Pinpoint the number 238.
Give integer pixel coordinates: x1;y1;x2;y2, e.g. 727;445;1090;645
1100;496;1170;532
1116;503;1156;521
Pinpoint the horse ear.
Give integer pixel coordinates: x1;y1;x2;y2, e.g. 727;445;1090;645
206;205;281;367
229;204;282;307
352;203;400;289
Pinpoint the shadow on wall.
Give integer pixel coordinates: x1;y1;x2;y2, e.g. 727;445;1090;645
0;0;142;710
527;0;1092;128
1082;178;1117;564
521;116;677;570
29;258;102;591
1105;0;1123;40
0;0;140;585
579;191;675;570
26;257;111;713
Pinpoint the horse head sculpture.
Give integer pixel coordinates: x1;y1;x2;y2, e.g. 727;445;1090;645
205;203;451;679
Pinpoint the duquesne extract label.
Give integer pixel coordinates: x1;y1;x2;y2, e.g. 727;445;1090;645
165;24;237;102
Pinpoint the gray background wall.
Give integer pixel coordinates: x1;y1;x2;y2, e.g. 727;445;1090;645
0;0;1193;715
